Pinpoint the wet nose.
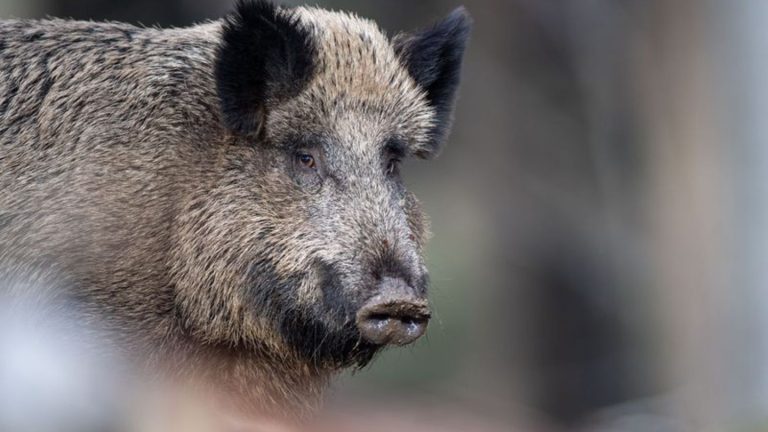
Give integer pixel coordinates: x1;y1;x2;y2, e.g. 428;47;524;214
355;277;430;346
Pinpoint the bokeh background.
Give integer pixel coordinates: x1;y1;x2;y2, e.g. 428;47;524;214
1;0;766;431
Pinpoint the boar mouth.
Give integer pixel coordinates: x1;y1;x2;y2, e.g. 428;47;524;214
277;308;382;368
255;260;382;368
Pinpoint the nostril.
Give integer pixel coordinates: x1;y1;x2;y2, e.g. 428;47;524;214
367;313;389;321
401;316;420;326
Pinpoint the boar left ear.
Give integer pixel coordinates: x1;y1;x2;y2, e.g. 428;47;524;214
394;7;472;157
216;0;316;135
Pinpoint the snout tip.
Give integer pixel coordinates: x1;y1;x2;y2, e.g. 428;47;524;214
355;298;430;346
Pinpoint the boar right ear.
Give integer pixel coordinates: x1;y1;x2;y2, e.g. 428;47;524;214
394;7;472;157
215;0;316;135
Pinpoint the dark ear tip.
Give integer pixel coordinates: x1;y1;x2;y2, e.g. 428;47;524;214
449;6;473;24
446;6;474;34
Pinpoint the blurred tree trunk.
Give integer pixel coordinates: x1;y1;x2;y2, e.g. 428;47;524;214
638;1;732;429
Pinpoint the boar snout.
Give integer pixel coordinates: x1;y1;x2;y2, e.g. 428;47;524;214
355;277;430;346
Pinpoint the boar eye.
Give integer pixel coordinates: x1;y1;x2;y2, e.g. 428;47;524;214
384;138;406;177
292;149;322;191
386;157;401;176
296;152;316;170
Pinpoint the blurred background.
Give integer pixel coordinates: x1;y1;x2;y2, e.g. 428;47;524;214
1;0;765;431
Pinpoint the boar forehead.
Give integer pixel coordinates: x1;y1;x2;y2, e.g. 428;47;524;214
265;7;436;155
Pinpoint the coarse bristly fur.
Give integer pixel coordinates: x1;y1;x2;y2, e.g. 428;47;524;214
0;0;471;418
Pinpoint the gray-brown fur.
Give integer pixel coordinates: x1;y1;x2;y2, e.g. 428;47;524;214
0;0;470;417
